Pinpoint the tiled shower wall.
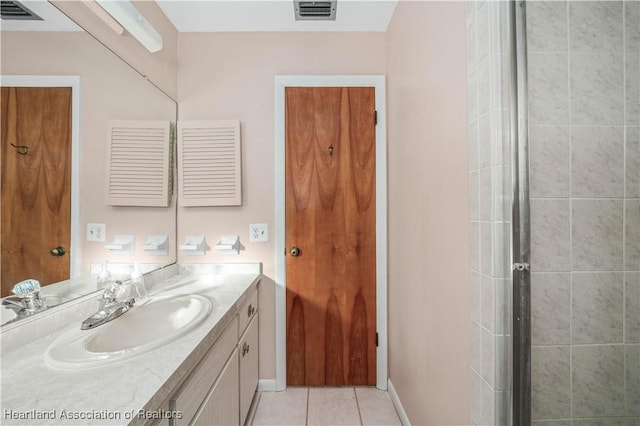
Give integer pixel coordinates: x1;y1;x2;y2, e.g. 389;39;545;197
527;1;639;424
466;2;512;425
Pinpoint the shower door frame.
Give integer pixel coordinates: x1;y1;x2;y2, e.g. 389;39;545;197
510;1;531;425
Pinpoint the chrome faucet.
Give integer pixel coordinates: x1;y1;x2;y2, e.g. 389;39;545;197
2;280;47;318
81;280;135;330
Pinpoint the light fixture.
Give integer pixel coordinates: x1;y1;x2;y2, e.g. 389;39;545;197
82;0;123;35
95;0;163;53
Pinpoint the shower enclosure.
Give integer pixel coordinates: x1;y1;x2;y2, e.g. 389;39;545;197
466;1;639;424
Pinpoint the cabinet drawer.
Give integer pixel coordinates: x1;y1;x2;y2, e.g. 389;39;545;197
239;315;259;425
172;319;239;425
238;288;258;337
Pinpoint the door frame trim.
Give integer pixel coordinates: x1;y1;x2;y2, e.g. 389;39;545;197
274;75;388;390
2;75;81;278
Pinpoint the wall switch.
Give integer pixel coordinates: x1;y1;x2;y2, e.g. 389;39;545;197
87;223;106;242
249;223;268;242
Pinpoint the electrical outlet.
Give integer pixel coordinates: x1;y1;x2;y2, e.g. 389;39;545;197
249;223;268;242
87;223;106;242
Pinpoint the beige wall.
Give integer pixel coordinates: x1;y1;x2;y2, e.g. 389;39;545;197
178;7;472;421
386;1;471;424
177;31;387;381
1;31;177;275
51;0;178;99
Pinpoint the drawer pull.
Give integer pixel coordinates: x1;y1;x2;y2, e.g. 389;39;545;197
247;304;256;317
242;342;250;357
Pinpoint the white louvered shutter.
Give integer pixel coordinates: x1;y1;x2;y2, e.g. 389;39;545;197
178;120;242;206
105;120;172;207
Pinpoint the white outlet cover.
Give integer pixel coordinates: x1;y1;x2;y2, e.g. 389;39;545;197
249;223;268;242
87;223;106;242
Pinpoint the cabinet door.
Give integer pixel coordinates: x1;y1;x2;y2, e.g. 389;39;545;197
239;315;259;425
192;348;240;426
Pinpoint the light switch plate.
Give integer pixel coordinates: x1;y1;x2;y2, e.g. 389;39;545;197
87;223;106;242
249;223;268;242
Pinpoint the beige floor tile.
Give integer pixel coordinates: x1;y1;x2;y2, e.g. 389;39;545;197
355;387;402;426
251;387;308;425
307;387;361;426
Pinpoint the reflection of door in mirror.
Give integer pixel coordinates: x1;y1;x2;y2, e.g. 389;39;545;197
1;87;71;297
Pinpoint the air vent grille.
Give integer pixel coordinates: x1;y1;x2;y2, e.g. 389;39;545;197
0;1;42;20
178;120;242;207
294;1;337;21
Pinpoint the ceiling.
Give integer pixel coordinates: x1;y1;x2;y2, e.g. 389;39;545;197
1;0;398;33
156;1;398;32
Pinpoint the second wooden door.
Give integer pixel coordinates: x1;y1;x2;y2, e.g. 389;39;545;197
285;86;376;386
1;87;72;297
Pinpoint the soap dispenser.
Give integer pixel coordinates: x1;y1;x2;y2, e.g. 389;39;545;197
96;261;111;290
130;262;148;299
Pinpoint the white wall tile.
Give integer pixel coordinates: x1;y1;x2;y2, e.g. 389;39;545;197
481;275;495;332
531;199;571;272
572;344;626;417
531;273;571;345
530;126;570;198
572;272;624;344
531;346;571;420
626;1;640;54
479;114;492;168
529;53;570;125
626;127;640;198
481;327;495;388
570;53;624;125
626;344;640;416
626;200;640;271
481;222;494;276
572;199;624;271
626;53;640;126
626;273;640;343
569;1;623;53
571;126;624;198
526;1;568;53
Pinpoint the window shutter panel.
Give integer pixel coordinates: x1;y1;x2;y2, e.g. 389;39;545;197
105;120;172;207
178;120;242;207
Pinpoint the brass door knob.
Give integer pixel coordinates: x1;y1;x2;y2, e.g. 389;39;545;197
50;246;66;257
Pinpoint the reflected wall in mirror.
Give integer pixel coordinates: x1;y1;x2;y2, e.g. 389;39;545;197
0;1;177;319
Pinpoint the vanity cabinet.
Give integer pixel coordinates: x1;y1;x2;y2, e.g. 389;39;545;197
238;293;259;425
165;285;259;426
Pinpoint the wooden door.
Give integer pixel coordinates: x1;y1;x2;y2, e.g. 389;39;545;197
285;87;376;386
1;87;72;297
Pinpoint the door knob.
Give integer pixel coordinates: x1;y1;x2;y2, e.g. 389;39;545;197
290;246;301;257
50;246;66;257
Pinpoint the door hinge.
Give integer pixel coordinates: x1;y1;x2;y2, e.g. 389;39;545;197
375;332;379;347
374;110;378;125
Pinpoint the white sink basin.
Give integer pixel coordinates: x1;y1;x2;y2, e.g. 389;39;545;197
45;294;212;369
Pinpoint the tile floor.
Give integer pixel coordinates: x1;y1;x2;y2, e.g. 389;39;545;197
249;387;402;426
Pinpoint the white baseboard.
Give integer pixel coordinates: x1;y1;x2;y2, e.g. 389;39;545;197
258;379;278;392
388;378;411;426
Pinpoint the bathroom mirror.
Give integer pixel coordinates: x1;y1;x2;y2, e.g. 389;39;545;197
0;1;177;325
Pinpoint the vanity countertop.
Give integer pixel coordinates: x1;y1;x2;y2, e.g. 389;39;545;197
0;267;260;425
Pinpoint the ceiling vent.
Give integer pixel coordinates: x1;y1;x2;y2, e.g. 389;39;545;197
0;1;42;20
294;1;337;21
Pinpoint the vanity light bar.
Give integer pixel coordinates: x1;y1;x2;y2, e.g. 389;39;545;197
94;0;163;53
82;0;124;35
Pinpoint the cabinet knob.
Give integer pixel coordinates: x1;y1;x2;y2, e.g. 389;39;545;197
242;342;250;357
247;304;255;317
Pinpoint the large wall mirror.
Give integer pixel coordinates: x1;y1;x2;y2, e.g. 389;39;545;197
0;1;177;325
